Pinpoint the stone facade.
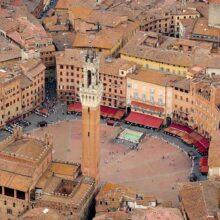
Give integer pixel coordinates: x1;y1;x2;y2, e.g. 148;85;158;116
0;58;45;128
79;50;102;183
208;0;220;28
56;49;134;109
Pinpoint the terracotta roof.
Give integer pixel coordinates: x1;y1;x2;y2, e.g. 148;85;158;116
179;181;220;220
50;162;79;176
56;0;95;10
70;7;93;20
173;78;190;91
0;169;32;192
20;59;46;79
0;157;35;177
52;32;76;51
193;18;220;37
120;31;218;68
55;48;84;67
100;57;135;77
120;32;193;67
144;207;184;220
0;17;18;33
71;7;128;28
1;138;47;160
56;48;135;75
73;29;122;50
128;68;182;86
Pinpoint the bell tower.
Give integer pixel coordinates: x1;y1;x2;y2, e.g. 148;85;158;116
79;50;103;183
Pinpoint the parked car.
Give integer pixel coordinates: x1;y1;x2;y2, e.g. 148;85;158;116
189;173;198;182
20;119;31;126
37;121;48;127
187;150;198;159
35;109;49;118
4;126;13;134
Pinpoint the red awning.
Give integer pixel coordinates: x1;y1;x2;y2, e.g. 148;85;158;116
194;142;207;154
131;101;164;113
200;166;209;173
67;102;82;113
170;123;193;134
199;157;208;167
100;106;125;119
125;111;163;129
67;103;125;119
199;138;210;149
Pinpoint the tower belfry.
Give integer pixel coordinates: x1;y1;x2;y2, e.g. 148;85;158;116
79;50;103;183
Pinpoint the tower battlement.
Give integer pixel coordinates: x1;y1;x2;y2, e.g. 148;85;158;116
79;50;103;108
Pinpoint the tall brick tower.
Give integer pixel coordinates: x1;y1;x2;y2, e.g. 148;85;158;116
79;50;103;183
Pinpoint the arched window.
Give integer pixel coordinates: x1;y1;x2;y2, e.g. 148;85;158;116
87;70;92;87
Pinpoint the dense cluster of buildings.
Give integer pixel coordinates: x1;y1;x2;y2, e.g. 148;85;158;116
0;126;96;219
0;3;57;128
45;0;220;139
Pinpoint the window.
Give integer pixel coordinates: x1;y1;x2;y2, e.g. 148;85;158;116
16;190;25;200
158;95;163;104
150;88;154;94
150;95;154;102
134;90;138;99
13;203;15;207
7;209;12;215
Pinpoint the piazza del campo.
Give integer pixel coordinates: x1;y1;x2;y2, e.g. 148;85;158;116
0;0;220;219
